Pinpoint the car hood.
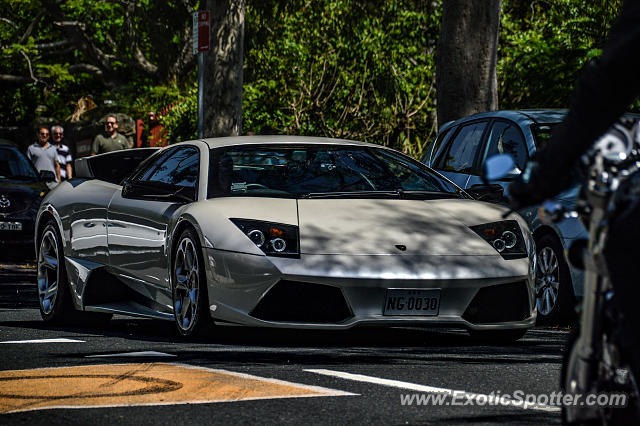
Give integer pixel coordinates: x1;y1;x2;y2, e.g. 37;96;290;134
191;197;510;256
297;199;503;255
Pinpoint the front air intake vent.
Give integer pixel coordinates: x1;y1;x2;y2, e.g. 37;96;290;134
250;280;352;323
462;281;530;324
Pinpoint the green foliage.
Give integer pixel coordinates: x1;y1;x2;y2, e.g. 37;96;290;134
0;0;197;126
1;0;636;156
499;0;624;109
243;0;441;153
157;86;198;144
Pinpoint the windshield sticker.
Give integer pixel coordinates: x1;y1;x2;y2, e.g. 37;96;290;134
320;163;336;171
231;182;248;192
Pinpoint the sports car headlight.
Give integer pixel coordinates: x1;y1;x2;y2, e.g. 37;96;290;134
230;218;299;258
470;220;527;259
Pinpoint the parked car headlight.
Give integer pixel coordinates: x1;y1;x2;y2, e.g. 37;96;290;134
230;218;299;258
470;220;527;259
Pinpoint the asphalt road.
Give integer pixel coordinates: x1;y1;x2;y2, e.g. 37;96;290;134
0;265;567;425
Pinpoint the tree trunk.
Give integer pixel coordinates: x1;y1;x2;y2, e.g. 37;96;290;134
203;0;245;137
436;0;502;127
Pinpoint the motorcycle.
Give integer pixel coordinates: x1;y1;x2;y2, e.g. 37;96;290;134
484;117;640;424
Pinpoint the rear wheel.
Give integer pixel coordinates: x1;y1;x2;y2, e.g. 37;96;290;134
172;228;212;338
37;220;73;323
535;234;575;324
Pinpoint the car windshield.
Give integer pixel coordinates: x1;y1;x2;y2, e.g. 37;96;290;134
0;147;38;180
531;123;559;149
208;145;465;199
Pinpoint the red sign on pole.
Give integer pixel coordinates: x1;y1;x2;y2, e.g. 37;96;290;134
193;11;210;54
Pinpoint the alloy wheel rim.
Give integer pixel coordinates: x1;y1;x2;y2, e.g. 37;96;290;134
535;246;560;316
37;229;59;315
174;237;199;331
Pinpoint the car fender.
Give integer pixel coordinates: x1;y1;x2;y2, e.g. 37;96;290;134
35;202;65;253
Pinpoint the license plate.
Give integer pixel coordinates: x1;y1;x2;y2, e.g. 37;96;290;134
0;221;22;231
383;289;440;316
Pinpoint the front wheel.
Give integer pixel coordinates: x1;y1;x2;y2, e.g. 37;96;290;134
37;220;74;323
535;234;575;324
172;228;212;338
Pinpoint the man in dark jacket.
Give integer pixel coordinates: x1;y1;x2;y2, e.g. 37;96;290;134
509;0;640;383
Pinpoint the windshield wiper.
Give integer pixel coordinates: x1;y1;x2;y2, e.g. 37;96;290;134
4;175;36;181
298;190;401;199
397;190;463;200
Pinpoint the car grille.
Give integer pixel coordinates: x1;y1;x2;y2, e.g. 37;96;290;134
462;281;530;324
250;280;352;323
0;193;30;215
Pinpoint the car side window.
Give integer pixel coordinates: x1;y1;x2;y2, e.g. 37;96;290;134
482;120;528;172
137;147;199;188
421;127;453;166
436;121;487;174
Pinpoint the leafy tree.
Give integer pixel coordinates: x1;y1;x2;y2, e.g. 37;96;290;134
499;0;626;109
0;0;632;156
0;0;198;125
243;0;441;156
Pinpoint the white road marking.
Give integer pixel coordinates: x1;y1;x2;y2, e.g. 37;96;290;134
0;338;85;344
305;369;560;413
85;351;177;358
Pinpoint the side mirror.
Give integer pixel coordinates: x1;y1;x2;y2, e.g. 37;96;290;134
39;170;56;182
483;154;516;182
122;180;195;203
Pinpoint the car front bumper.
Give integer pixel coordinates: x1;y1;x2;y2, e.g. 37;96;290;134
203;249;536;331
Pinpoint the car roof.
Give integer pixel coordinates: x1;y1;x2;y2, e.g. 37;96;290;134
199;135;381;150
0;138;18;148
439;109;568;132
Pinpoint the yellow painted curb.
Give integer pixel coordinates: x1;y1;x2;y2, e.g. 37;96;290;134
0;363;355;414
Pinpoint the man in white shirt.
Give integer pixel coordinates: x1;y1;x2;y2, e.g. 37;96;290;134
27;126;60;183
51;125;72;180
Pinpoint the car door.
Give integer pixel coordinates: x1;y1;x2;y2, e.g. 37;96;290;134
431;120;488;188
465;119;529;193
107;146;200;302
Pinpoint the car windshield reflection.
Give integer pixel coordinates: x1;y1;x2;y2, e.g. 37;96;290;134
207;145;464;199
0;148;39;181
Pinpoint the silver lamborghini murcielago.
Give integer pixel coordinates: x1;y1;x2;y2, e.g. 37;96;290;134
35;136;536;341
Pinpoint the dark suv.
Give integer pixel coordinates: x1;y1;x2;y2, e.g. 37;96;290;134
0;139;51;258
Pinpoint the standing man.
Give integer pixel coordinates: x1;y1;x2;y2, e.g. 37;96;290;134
27;126;60;182
51;125;72;180
91;114;129;155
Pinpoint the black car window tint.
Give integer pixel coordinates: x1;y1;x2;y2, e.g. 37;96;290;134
131;148;176;182
140;147;199;187
0;148;38;179
373;149;459;193
208;145;460;198
438;122;487;173
483;121;528;171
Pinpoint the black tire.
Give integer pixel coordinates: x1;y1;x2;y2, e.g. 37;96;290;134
171;228;212;338
37;220;74;323
560;322;579;425
535;233;575;325
469;328;528;344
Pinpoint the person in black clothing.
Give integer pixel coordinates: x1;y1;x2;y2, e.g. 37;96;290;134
508;0;640;375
